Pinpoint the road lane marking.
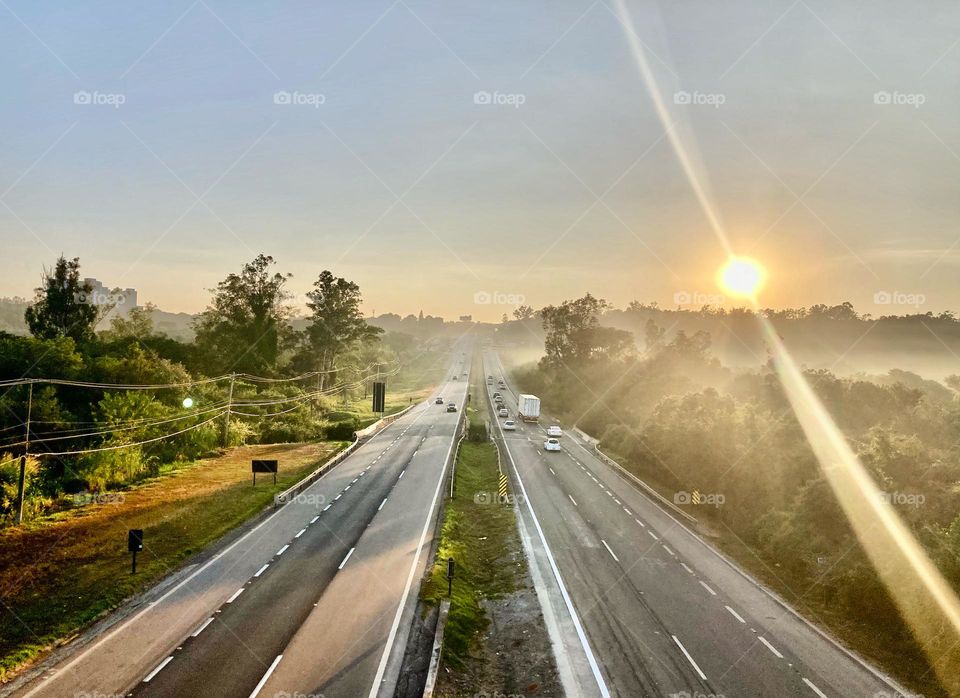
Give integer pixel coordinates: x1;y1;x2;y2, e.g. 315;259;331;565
662;545;675;556
623;507;631;515
725;605;746;623
226;587;245;603
276;544;289;556
759;636;784;658
680;562;694;574
399;469;405;479
191;617;214;637
334;493;342;500
802;678;829;698
648;531;659;540
310;515;319;524
635;518;646;527
601;539;619;562
248;654;283;698
338;547;355;570
295;528;306;538
568;494;578;506
254;564;269;578
379;497;388;511
143;656;174;682
344;485;351;491
323;504;331;511
351;477;359;484
549;467;556;475
672;635;707;681
699;581;717;596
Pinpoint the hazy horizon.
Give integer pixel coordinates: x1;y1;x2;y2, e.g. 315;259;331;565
4;1;960;321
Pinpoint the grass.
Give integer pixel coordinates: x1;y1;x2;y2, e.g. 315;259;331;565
420;356;525;670
0;440;344;681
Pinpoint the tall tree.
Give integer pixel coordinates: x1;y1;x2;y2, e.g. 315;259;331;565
297;271;382;389
540;294;630;366
193;254;293;375
24;256;99;343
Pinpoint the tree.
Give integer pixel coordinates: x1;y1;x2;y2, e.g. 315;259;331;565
540;294;620;366
102;303;157;340
296;271;382;389
513;305;535;321
644;318;666;352
193;254;293;376
24;256;99;343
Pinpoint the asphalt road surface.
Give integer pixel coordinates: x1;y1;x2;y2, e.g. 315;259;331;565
15;349;471;698
483;350;908;698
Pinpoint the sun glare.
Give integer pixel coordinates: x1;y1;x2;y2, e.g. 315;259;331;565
718;256;766;300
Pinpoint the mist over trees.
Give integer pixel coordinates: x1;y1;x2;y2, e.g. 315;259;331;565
512;294;960;695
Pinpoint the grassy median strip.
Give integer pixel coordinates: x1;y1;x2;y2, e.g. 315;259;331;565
0;440;344;681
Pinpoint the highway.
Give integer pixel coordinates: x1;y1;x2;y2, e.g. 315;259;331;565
15;350;470;698
483;350;908;698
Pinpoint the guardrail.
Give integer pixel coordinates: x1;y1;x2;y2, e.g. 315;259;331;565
273;404;418;507
448;411;467;498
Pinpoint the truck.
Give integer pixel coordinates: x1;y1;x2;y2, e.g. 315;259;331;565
516;394;541;423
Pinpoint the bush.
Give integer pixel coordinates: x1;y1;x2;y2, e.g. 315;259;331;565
325;419;359;441
467;419;487;442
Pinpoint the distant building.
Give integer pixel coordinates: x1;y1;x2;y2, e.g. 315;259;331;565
82;277;138;315
459;315;473;322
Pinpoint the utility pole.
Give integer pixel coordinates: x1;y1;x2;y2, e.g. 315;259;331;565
221;373;235;447
15;381;33;525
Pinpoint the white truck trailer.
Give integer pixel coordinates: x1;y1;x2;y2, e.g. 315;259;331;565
517;394;541;423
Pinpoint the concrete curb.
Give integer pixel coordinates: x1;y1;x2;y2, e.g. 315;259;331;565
421;599;451;698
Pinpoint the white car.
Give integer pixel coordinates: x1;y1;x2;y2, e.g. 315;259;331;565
498;408;509;418
544;438;562;452
546;425;563;438
503;420;517;431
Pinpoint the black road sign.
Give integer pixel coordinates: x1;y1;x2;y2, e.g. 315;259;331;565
252;459;279;485
373;381;386;413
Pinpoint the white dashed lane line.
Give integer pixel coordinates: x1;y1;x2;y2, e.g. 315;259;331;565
699;581;718;596
378;497;387;511
226;588;245;604
569;494;578;507
634;518;646;527
802;677;829;698
600;539;619;562
322;504;331;512
254;564;269;578
338;547;355;570
648;531;659;541
191;617;214;637
680;562;694;575
294;528;306;539
143;656;174;683
276;544;289;556
672;635;708;681
725;605;746;623
310;515;319;524
759;636;784;659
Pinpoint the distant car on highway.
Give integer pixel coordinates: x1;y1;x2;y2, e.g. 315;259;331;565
498;407;509;417
435;396;444;404
544;438;561;452
452;376;458;381
546;425;563;438
492;392;501;399
503;420;517;431
446;403;457;412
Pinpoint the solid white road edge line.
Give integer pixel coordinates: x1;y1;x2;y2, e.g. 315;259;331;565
248;654;283;698
142;656;174;683
672;635;708;681
378;497;387;511
366;399;460;698
494;403;612;698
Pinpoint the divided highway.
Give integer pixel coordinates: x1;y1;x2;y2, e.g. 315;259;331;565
16;350;471;698
483;350;907;698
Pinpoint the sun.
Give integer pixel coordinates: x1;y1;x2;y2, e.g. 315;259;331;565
718;256;766;299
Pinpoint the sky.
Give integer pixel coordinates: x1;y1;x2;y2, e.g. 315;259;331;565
2;1;960;321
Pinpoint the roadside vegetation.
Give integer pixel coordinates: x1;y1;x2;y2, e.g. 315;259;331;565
0;440;342;681
508;294;960;697
421;360;557;696
0;253;442;524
